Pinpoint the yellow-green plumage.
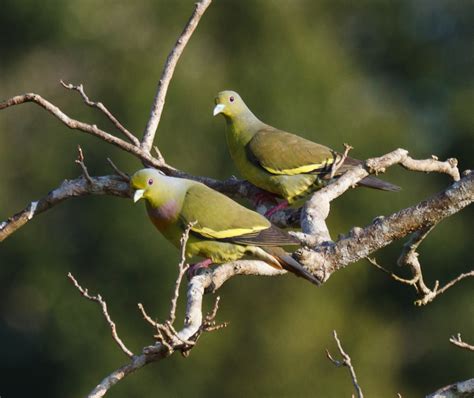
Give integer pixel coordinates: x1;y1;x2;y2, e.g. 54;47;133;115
214;90;400;204
131;169;318;284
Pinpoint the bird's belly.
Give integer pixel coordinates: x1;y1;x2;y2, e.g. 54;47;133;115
187;240;247;263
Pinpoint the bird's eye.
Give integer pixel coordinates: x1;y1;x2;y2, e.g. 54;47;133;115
148;178;154;185
229;96;234;102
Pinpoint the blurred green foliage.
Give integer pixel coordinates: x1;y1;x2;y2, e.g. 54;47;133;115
0;1;473;397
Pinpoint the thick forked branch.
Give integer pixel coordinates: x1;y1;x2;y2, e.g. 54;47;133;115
141;0;212;152
297;172;473;282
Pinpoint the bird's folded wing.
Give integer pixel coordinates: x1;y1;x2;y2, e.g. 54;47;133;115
180;184;270;240
246;128;336;175
220;224;300;247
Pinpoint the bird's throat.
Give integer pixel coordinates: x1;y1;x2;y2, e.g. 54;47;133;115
146;200;179;230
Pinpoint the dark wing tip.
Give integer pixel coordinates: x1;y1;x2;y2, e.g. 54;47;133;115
358;176;401;192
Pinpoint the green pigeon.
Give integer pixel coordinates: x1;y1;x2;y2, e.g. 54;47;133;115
131;168;318;284
213;90;400;215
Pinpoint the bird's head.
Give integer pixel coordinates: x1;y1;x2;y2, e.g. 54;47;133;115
213;90;247;119
130;168;165;205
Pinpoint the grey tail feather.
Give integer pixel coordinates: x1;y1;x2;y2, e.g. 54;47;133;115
278;253;320;285
358;176;401;192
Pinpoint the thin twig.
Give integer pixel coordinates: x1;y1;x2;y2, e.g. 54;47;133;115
141;0;213;152
434;271;474;298
137;303;159;328
67;272;134;358
136;222;200;353
449;333;474;352
75;145;93;184
202;296;228;332
0;92;169;169
153;146;165;163
60;80;140;146
397;225;462;305
329;143;353;179
168;222;196;324
326;330;364;398
106;158;130;181
367;257;418;285
369;257;474;306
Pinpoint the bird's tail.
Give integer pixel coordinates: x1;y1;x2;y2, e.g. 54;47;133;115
358;175;401;192
264;247;320;285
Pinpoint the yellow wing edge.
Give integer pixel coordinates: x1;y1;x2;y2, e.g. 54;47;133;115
261;158;335;175
192;225;268;240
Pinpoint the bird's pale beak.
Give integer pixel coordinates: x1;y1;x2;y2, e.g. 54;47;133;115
133;189;145;203
213;104;225;116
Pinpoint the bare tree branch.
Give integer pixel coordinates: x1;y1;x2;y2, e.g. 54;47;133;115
60;80;140;146
0;175;129;242
68;272;134;358
75;145;93;185
296;170;473;283
298;148;461;246
449;333;474;352
0;90;265;201
370;257;474;305
141;0;213;152
88;259;283;397
426;378;474;398
329;143;353;179
1;0;471;394
168;222;195;324
434;271;474;299
106;158;130;181
326;330;364;398
0;93;147;160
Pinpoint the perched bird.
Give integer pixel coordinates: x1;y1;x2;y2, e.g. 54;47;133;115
131;168;318;284
213;90;400;215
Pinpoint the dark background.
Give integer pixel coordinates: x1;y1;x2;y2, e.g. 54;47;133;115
0;1;473;396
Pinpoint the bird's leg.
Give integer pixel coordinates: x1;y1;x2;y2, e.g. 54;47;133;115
187;258;213;279
252;190;279;207
264;200;289;217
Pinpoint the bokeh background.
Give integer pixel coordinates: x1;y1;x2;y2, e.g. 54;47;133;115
0;1;473;397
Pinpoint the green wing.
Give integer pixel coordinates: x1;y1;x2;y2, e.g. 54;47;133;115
246;128;336;175
180;183;298;246
180;184;270;239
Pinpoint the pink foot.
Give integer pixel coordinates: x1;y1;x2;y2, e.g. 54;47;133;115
264;200;289;218
252;191;279;207
187;258;213;279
